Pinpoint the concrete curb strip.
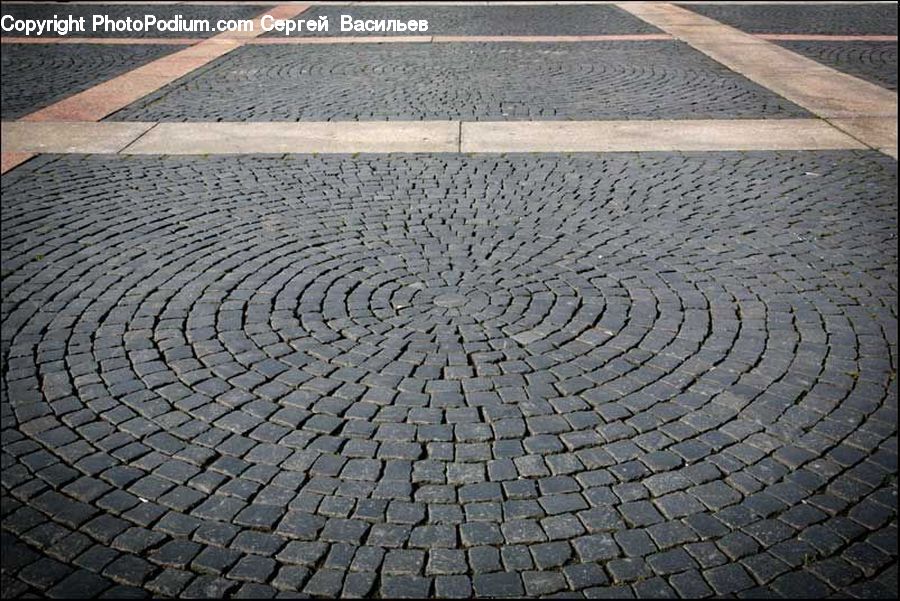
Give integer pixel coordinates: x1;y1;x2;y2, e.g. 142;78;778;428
1;119;872;157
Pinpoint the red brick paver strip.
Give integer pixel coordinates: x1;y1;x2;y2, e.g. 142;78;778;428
0;151;34;173
0;5;305;172
17;4;309;123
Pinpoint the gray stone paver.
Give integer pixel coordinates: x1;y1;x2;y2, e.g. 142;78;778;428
107;42;810;122
1;151;897;598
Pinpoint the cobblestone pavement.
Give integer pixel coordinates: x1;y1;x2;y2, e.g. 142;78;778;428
1;44;181;120
110;42;808;122
2;152;897;598
772;41;897;92
0;4;268;38
261;5;659;37
680;3;898;36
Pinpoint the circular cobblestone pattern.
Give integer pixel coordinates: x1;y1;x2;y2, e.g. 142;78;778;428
109;42;808;122
261;5;660;37
1;152;897;598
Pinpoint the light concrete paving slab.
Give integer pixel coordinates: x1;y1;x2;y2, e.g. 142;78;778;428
122;122;461;154
1;119;875;157
1;122;156;153
460;119;867;152
827;117;898;150
617;3;898;145
675;40;897;116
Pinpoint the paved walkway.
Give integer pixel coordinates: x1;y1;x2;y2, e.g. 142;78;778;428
1;2;897;599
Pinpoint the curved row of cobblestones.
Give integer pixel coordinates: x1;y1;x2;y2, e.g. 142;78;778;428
109;42;809;121
774;41;897;92
0;44;180;120
260;5;659;37
1;152;897;598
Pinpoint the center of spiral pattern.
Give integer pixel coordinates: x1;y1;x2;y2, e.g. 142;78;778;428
431;292;469;309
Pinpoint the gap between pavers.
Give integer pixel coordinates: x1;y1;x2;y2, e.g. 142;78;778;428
1;119;869;157
616;2;897;156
